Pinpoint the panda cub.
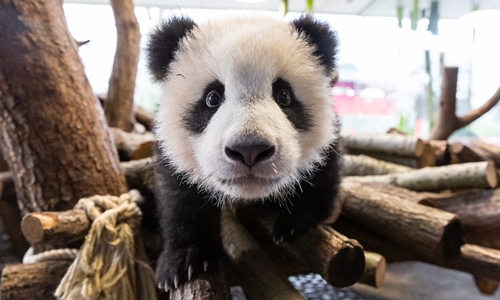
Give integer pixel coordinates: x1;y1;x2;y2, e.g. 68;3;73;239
147;13;341;290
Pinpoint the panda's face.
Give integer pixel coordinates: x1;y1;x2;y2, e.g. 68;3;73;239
150;14;338;202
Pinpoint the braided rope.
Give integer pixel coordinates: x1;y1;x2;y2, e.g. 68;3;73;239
46;191;157;300
23;247;79;264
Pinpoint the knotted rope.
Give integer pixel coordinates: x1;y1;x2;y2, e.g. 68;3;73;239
22;191;156;300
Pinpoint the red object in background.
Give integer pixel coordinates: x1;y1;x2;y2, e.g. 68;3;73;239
333;94;396;116
331;81;396;116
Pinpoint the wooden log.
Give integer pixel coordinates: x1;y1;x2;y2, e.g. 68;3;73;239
342;154;413;176
0;261;72;300
348;150;420;168
430;67;500;140
420;188;500;249
471;140;500;168
110;127;154;160
357;251;386;288
429;67;459;140
237;208;365;288
121;157;155;192
340;179;463;261
386;127;407;135
348;161;498;192
449;142;485;163
103;0;140;132
428;140;451;166
455;244;500;282
20;210;89;246
474;277;499;295
342;133;425;158
333;217;500;282
419;142;437;167
135;106;154;132
349;148;436;168
221;210;304;299
0;172;29;258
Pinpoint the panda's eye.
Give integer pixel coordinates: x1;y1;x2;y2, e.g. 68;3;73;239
206;90;223;108
276;89;291;106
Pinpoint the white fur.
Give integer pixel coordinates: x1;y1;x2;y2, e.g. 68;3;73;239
155;13;338;203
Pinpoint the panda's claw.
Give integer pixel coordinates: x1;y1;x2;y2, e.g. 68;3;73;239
164;282;170;293
174;275;179;289
203;261;209;272
188;265;193;280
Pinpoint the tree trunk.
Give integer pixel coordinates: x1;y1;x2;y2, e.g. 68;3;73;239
0;0;128;215
104;0;141;132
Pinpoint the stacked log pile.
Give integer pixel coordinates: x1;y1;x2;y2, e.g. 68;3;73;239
342;132;500;295
3;121;500;298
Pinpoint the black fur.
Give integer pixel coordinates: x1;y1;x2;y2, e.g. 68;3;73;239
291;15;339;74
183;80;225;134
146;16;197;81
272;77;312;132
153;146;222;289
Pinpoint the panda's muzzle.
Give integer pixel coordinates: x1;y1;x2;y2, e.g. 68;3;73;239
224;142;276;168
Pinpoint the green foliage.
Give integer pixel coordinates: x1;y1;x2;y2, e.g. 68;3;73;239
396;114;414;135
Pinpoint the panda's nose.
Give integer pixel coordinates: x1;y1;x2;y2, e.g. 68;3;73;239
225;143;276;167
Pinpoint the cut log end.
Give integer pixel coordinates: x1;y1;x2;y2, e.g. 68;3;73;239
20;214;46;244
474;277;499;295
414;138;425;158
133;141;154;160
485;161;498;188
441;217;464;261
358;251;387;288
327;239;365;288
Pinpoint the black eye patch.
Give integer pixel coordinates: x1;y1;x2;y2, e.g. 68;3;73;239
272;78;312;131
182;80;225;134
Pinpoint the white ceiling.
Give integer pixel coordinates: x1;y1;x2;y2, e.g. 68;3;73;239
66;0;500;19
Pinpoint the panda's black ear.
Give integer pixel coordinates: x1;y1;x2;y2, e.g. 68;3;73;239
147;16;197;82
291;15;338;74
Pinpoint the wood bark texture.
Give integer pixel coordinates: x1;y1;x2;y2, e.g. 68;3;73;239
429;67;459;140
348;149;436;169
121;157;155;192
430;66;500;140
0;172;29;258
0;0;127;215
333;217;500;282
135;106;154;132
237;208;365;288
449;142;485;164
221;210;304;300
428;140;451;166
342;133;425;157
0;261;72;300
474;277;499;295
110;127;154;160
342;154;413;176
348;161;498;191
420;188;500;249
104;0;140;132
21;209;90;246
471;140;500;168
340;180;463;261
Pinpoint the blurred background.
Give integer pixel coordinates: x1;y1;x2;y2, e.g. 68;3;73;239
64;0;500;142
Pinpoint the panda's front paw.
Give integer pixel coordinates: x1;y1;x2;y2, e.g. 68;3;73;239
155;245;217;292
272;212;318;244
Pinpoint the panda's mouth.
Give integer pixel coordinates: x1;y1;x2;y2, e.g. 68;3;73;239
220;175;281;186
